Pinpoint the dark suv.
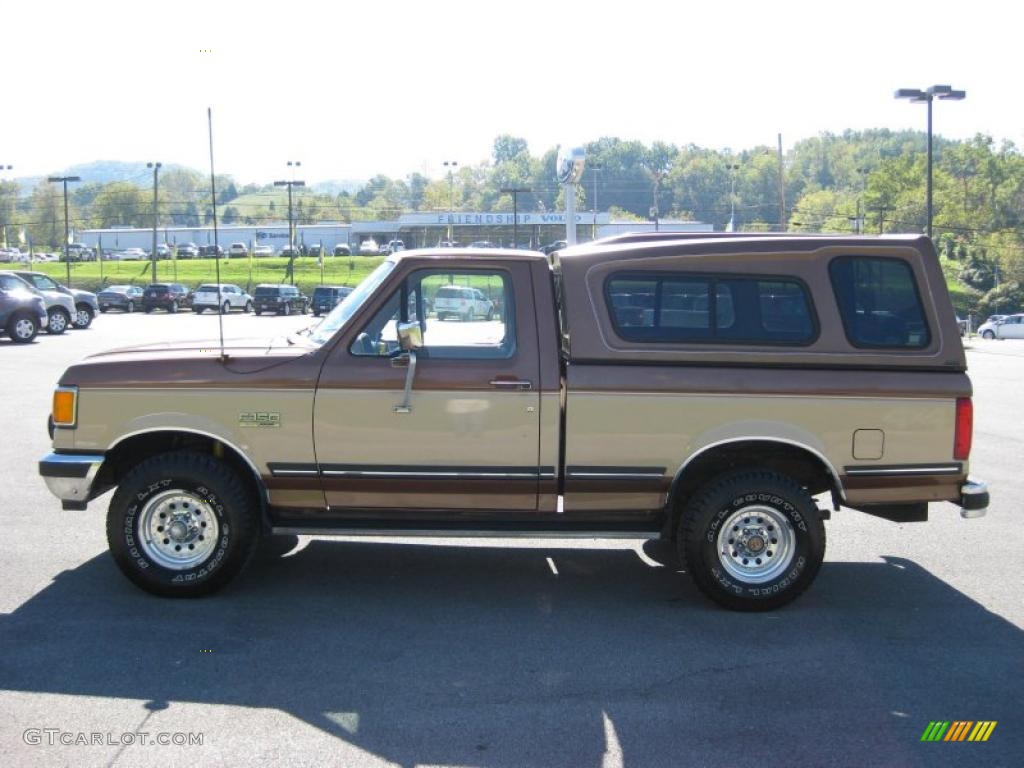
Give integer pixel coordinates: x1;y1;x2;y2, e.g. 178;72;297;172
253;284;309;315
142;283;192;313
311;285;352;316
0;272;48;343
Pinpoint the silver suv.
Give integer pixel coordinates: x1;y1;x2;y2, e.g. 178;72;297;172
15;271;98;329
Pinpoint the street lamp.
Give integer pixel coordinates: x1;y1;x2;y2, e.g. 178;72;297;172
443;160;458;241
47;175;81;286
500;187;530;248
725;163;740;232
275;162;305;285
147;162;162;280
1;165;13;249
895;84;966;239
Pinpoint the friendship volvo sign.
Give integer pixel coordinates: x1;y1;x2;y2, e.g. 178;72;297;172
400;212;610;227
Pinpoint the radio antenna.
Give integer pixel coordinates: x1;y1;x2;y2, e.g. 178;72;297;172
207;107;226;361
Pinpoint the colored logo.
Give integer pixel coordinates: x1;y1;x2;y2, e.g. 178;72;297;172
921;721;996;742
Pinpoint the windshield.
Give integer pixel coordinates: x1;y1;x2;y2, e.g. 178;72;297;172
309;260;396;345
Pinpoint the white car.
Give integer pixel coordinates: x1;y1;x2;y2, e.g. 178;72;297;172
253;245;274;257
977;314;1007;339
992;313;1024;339
109;248;147;261
228;242;249;258
433;285;494;321
359;238;380;255
191;284;254;314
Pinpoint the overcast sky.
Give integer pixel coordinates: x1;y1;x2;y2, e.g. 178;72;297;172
5;0;1021;184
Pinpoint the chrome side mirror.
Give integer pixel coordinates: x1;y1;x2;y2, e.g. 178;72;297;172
397;321;422;352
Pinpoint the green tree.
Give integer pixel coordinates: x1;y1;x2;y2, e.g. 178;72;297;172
92;182;148;228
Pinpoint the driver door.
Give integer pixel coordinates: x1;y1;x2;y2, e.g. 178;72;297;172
313;261;542;514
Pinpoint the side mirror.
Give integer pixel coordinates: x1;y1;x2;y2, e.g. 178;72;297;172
396;321;423;352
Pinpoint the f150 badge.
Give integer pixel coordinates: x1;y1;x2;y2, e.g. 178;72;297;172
239;412;281;428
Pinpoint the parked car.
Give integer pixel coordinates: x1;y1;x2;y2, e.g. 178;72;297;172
228;242;248;258
279;245;301;258
387;240;406;254
37;235;987;609
177;243;200;259
3;270;75;334
359;238;380;255
98;285;144;313
253;245;274;258
311;285;353;316
438;240;460;248
433;285;494;321
67;243;96;261
539;240;567;255
108;248;147;261
977;315;1008;339
192;284;254;314
142;283;192;313
199;245;224;258
0;272;48;343
468;240;499;249
333;244;351;257
993;313;1024;339
0;247;22;263
305;244;324;259
253;284;309;315
14;271;99;329
154;244;172;260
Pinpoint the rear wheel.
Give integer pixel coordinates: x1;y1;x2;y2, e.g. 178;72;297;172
73;304;94;329
193;307;204;314
46;307;70;335
127;301;135;313
244;301;253;313
255;308;262;316
6;312;38;343
678;469;825;611
282;303;291;316
169;300;179;314
221;301;230;314
106;451;261;597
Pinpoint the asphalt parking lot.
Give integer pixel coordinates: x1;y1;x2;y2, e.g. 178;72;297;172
0;313;1021;767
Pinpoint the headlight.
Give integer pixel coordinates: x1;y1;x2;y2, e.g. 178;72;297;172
52;386;78;428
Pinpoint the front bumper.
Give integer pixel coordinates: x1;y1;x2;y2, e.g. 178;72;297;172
39;452;105;511
959;478;989;519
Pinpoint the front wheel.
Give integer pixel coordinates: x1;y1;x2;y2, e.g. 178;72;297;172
46;307;70;335
127;301;135;313
169;300;179;314
106;451;260;597
678;469;825;611
6;312;38;343
73;305;95;329
982;330;995;339
282;303;291;316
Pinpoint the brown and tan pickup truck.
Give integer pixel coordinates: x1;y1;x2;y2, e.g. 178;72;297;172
39;234;988;610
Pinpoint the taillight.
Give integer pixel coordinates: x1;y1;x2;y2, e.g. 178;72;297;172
954;397;973;461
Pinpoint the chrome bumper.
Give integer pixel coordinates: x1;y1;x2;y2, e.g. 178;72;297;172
39;452;105;510
959;478;989;519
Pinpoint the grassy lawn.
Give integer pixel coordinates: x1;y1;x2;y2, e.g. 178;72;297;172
32;256;386;295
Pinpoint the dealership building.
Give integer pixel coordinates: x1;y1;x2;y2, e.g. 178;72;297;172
78;212;711;253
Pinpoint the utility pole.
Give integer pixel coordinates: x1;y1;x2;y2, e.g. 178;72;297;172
274;161;305;285
590;163;602;240
500;187;529;248
0;165;13;249
47;175;80;286
147;162;161;281
443;160;458;242
777;134;786;231
725;163;740;231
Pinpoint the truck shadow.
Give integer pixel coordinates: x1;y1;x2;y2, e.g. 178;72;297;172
0;541;1021;767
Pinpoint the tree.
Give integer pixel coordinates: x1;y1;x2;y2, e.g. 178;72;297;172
493;135;529;164
92;182;148;228
28;183;65;249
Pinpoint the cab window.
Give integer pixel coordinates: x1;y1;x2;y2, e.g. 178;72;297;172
350;269;513;359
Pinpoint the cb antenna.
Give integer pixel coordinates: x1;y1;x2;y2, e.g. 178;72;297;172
207;107;226;361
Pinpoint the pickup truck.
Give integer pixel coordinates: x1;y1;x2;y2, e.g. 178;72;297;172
38;235;988;610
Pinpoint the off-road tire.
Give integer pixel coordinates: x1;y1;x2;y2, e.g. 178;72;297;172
106;451;261;597
678;469;825;611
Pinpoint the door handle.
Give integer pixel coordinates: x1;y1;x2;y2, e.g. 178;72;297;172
490;379;533;390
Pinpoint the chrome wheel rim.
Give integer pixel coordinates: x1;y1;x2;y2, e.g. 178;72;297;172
14;318;35;339
716;505;796;584
49;311;66;332
74;309;91;327
138;490;220;570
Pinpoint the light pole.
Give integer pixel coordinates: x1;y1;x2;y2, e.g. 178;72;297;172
501;187;530;248
47;175;80;286
589;163;603;239
443;160;458;241
895;84;966;239
725;163;740;231
1;165;13;249
147;162;161;280
274;161;305;285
